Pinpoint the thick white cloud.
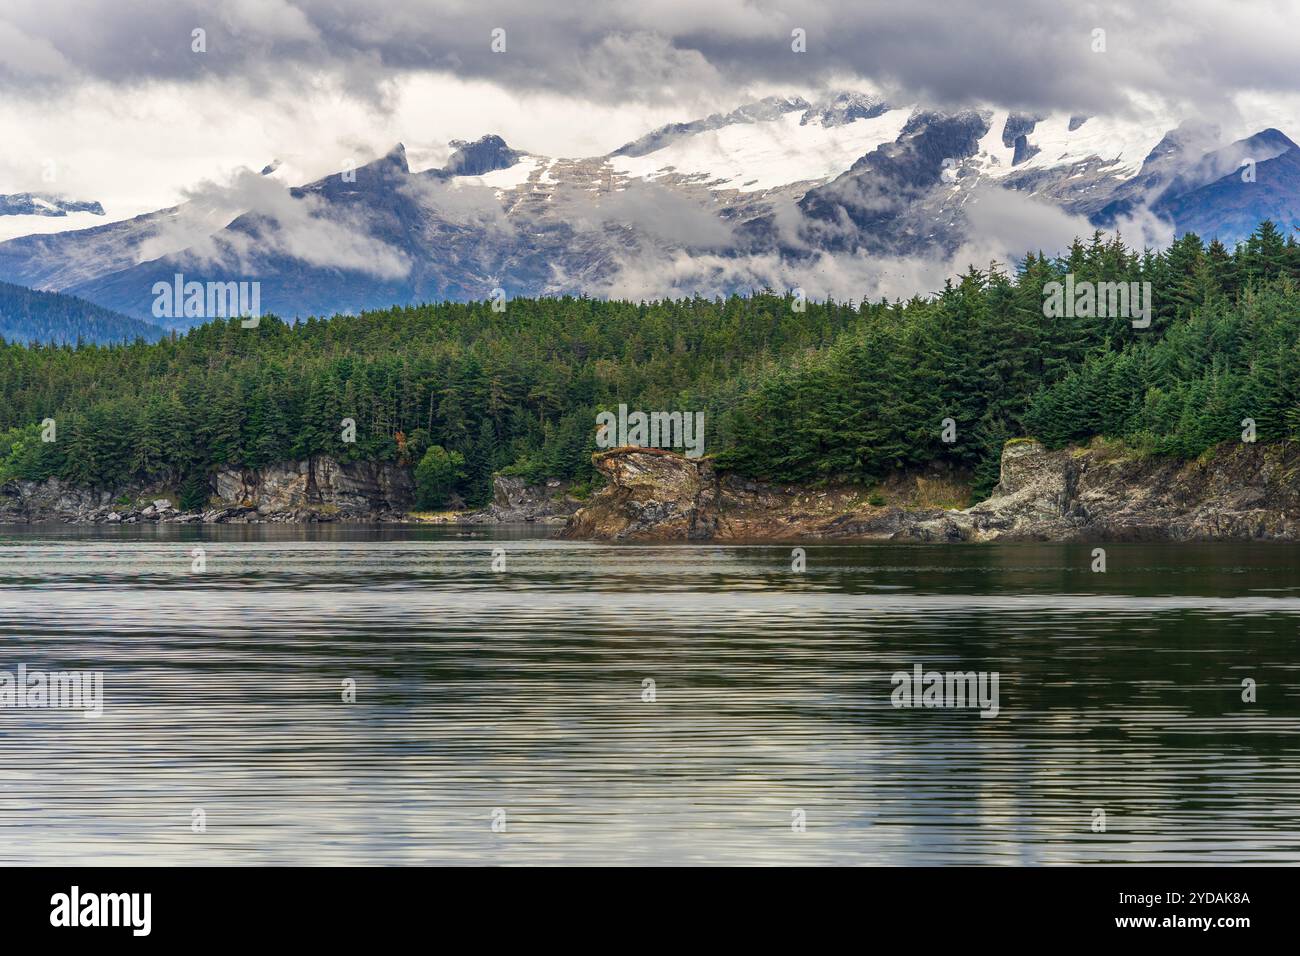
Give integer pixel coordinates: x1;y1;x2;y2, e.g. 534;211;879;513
147;169;412;280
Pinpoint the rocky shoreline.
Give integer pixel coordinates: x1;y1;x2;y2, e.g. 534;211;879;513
9;439;1300;541
560;439;1300;542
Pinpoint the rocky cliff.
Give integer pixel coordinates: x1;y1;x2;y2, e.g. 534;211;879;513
0;457;413;524
212;457;413;519
561;439;1300;542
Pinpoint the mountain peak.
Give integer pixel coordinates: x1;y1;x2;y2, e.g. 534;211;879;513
441;135;521;177
1247;128;1300;153
291;143;410;199
382;142;409;172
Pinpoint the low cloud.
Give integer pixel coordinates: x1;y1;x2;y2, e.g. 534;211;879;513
957;183;1099;261
146;169;411;280
556;180;736;248
588;245;952;304
401;174;517;234
587;181;1176;304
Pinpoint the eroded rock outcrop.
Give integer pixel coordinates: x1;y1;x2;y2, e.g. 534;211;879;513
561;439;1300;542
562;447;721;539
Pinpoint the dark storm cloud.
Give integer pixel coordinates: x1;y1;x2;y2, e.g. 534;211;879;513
1;0;1297;116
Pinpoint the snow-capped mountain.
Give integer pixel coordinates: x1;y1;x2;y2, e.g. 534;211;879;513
0;193;104;218
1;92;1297;331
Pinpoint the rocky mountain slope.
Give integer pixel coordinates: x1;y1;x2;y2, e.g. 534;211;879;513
561;440;1300;542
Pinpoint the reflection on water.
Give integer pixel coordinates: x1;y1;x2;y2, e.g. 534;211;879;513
1;524;1298;864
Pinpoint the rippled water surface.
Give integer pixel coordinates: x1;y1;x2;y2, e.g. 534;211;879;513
1;524;1298;864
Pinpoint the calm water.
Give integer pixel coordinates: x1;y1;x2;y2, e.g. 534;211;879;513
1;525;1298;865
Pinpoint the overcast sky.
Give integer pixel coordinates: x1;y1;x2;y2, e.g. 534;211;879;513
2;0;1299;233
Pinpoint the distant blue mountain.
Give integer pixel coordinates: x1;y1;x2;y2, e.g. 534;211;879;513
1152;141;1300;241
0;280;165;345
1095;127;1299;230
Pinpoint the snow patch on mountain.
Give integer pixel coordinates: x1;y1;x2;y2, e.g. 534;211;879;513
610;95;811;158
990;111;1170;179
609;108;914;192
0;193;105;218
973;110;1017;172
453;155;539;191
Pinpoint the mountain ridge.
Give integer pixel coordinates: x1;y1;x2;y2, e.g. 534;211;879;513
1;93;1298;332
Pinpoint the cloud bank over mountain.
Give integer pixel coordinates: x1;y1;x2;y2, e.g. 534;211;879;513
4;0;1298;118
3;1;1298;231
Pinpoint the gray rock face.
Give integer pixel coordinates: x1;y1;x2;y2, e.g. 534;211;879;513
211;457;413;515
1001;113;1041;148
438;135;522;177
1002;113;1043;167
1010;136;1040;166
441;473;584;524
0;456;413;524
562;448;719;540
489;474;583;521
0;460;587;526
0;477;117;520
960;439;1076;534
798;109;993;256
